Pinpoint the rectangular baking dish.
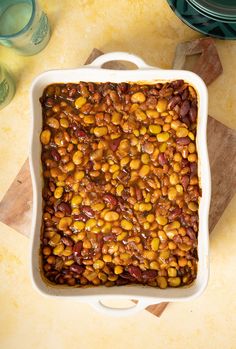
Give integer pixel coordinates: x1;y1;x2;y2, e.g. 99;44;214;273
29;52;211;316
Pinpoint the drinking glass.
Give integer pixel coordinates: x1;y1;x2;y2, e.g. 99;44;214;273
0;64;15;110
0;0;50;55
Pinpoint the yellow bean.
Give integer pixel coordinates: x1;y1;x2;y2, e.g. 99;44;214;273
135;109;147;121
104;211;119;222
168;267;177;277
40;129;51;145
94;126;108;137
188;202;198;211
58;217;72;230
120;156;130;167
111;112;122;125
157;132;170;142
121;219;133;231
176;127;188;138
157;276;167;289
157;98;168;112
151;237;160;251
72;150;83;165
75;97;87;109
117;232;127;241
71;195;82;207
141;153;150;164
146;109;159;118
114;266;123;274
73;221;85;231
109;164;119;173
168;187;177;201
147;214;155;223
131;92;146;103
188;154;197;162
103;254;112;263
53;242;64;255
130;159;141;170
85;218;97;231
168;277;181;287
150;261;159;270
93;260;105;270
149;124;161;134
116;184;124;196
84;115;95;124
74;170;85;181
139;164;150;177
54;186;63;199
169;173;179;185
47;117;59;129
60;118;69;128
156;215;167;226
49;233;61;246
91;202;105;211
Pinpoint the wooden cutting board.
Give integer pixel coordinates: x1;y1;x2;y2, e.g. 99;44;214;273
0;48;236;318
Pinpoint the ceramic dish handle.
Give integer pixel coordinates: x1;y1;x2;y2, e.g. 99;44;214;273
87;51;156;70
89;299;155;317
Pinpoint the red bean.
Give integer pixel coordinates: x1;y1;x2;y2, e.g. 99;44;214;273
180;100;190;117
128;266;142;281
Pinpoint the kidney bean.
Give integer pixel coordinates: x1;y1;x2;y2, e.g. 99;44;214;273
103;234;116;241
75;129;87;138
116;278;129;286
181;175;190;191
190;162;197;176
70;264;84;274
110;138;121;151
176;137;191;145
173;234;183;244
168;95;181;109
187;227;196;241
169;207;182;220
61;236;73;246
51;149;61;161
73;241;83;256
180;100;190;117
142;270;158;281
128;266;142;281
120;273;136;282
80;206;95;218
181;88;189;100
158;153;167;166
135;187;142;201
58;202;72;215
189;106;197;122
73;213;88;222
103;194;118;207
171;80;184;89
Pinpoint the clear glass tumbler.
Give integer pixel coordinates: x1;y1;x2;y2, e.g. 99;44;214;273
0;0;50;55
0;64;15;110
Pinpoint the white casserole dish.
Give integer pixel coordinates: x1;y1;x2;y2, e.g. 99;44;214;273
29;52;211;316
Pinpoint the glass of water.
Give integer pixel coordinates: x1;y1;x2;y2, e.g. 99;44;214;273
0;0;50;55
0;64;15;110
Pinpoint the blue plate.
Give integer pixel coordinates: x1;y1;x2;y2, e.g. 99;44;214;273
167;0;236;40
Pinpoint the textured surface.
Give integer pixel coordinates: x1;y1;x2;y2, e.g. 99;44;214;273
0;0;236;348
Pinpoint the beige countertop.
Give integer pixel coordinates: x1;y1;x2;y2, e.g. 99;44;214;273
0;1;235;348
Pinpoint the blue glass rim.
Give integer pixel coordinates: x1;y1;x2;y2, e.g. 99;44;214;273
187;0;236;21
0;0;36;39
189;0;236;19
167;0;236;40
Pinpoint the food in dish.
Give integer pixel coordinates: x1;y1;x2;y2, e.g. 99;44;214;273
40;80;200;288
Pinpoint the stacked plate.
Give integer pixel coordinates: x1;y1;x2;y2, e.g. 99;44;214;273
167;0;236;39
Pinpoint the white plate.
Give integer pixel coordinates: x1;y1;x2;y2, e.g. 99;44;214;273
29;52;211;317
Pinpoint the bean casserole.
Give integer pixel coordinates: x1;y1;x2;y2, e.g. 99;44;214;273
40;80;200;289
